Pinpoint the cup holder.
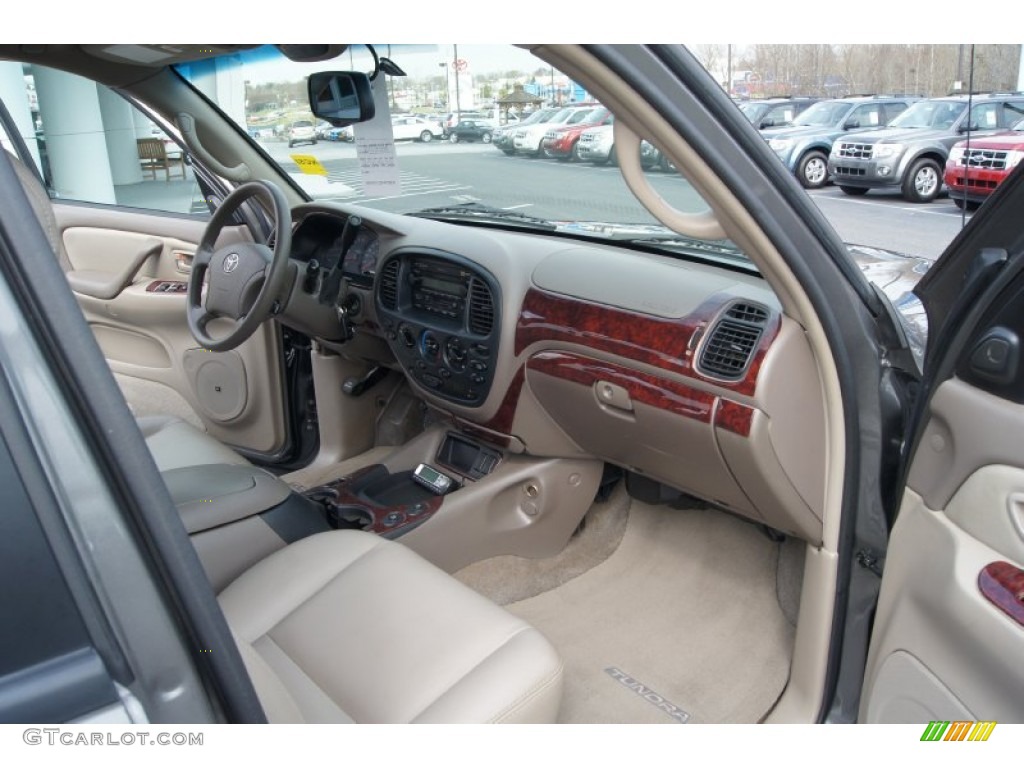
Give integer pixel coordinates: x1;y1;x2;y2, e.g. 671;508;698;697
329;504;374;531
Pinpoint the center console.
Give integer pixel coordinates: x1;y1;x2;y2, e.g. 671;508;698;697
375;249;501;407
164;463;332;592
304;432;503;538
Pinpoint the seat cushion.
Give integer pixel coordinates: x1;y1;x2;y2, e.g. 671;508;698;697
137;415;249;472
218;530;564;723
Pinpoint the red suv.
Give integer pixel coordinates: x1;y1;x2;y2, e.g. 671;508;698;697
541;106;611;161
944;117;1024;209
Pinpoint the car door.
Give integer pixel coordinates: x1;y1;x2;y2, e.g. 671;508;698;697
859;160;1024;723
0;66;289;459
392;117;414;141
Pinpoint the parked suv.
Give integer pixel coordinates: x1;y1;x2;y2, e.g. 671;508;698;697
737;97;819;130
541;106;612;161
765;96;917;189
440;110;490;136
511;104;600;156
286;119;317;148
391;115;443;143
944;116;1024;209
577;123;616;164
493;108;556;155
829;94;1024;203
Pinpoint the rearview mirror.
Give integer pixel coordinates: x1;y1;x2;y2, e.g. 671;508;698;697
308;71;375;127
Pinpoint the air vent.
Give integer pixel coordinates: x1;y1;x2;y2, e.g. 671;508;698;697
725;302;769;325
379;259;399;310
468;279;495;335
698;314;764;380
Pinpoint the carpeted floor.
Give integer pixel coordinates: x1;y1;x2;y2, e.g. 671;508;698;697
480;500;795;723
454;483;632;605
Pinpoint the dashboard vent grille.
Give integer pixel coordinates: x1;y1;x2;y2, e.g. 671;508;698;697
468;279;495;335
379;259;399;310
699;305;769;380
725;302;769;325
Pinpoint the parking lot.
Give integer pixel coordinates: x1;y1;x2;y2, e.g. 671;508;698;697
263;138;970;261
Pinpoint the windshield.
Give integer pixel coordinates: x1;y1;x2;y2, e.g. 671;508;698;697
575;106;608;124
518;108;556;126
174;45;746;267
793;101;850;127
544;107;575;124
890;100;964;129
738;102;767;122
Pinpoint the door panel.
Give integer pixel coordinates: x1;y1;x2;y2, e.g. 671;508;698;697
54;203;287;456
860;377;1024;722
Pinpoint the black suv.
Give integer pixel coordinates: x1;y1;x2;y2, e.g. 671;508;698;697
828;93;1024;202
736;97;819;130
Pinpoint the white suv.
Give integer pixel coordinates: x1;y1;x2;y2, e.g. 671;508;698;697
511;105;599;156
286;120;317;148
391;116;443;143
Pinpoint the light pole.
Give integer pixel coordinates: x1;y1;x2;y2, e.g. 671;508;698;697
438;62;448;109
453;44;462;115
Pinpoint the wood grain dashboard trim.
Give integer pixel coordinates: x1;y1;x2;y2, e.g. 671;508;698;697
515;287;779;398
714;400;755;438
304;464;443;538
979;561;1024;627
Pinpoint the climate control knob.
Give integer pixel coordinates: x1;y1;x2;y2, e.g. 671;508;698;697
444;337;468;372
421;331;441;361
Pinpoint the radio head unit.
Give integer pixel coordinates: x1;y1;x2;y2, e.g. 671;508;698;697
410;258;471;320
375;249;501;407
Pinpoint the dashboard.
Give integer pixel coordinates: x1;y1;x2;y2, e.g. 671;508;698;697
283;203;829;546
374;250;500;407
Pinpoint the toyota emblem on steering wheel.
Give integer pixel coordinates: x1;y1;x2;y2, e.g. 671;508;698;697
223;253;240;273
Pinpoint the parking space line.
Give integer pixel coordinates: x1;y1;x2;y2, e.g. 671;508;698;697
358;185;472;204
808;192;972;219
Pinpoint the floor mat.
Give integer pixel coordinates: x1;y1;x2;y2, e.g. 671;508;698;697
506;501;794;723
454;483;631;604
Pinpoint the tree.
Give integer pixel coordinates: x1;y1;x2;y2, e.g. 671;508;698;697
694;44;723;79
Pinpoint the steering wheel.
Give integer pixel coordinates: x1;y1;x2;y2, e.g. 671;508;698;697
187;180;292;351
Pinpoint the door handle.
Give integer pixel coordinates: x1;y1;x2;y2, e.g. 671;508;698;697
173;250;194;273
595;380;633;412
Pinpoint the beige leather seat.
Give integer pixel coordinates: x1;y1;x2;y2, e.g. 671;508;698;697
8;150;248;474
219;529;564;723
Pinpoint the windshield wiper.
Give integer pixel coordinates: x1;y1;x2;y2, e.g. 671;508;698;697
554;223;752;267
623;234;749;262
411;202;557;230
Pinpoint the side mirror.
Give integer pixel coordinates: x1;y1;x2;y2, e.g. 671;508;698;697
958;122;979;133
843;120;860;130
308;71;375;127
760;118;775;129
